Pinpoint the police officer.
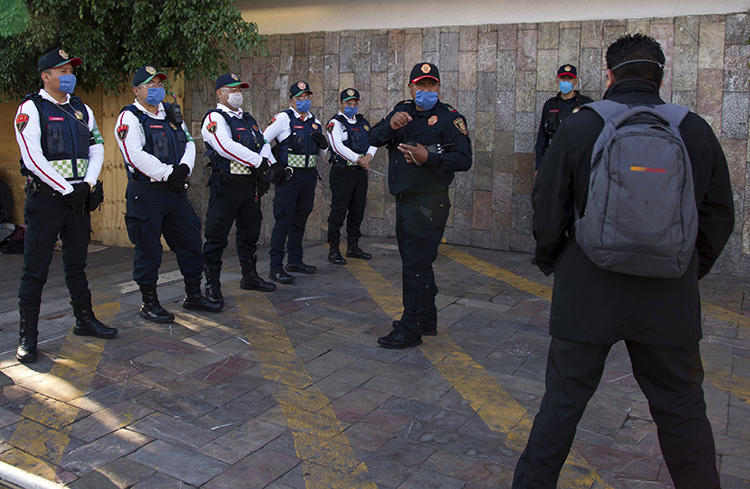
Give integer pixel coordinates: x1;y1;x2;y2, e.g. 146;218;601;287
201;73;276;306
13;48;117;363
534;64;593;172
263;81;329;284
115;65;219;323
325;88;377;264
369;62;472;349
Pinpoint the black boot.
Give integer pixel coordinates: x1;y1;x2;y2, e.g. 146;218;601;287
139;284;175;323
240;258;276;292
204;265;224;307
347;241;372;260
72;296;118;339
183;276;223;312
328;243;347;265
17;307;39;363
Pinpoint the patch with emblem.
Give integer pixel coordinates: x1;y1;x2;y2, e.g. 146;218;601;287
347;89;355;96
326;121;335;132
206;121;217;134
59;49;69;60
428;115;438;126
312;123;318;130
15;113;29;132
145;66;156;75
74;110;84;120
169;122;177;130
253;124;259;131
269;115;276;125
421;63;431;73
564;65;572;72
364;125;369;131
231;73;239;80
453;118;468;135
572;107;580;114
297;81;306;90
116;124;129;141
445;104;457;113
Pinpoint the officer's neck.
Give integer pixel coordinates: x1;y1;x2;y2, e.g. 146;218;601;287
560;90;577;101
291;107;308;120
43;86;68;104
141;100;159;114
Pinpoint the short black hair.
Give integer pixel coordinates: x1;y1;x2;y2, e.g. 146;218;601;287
605;34;666;85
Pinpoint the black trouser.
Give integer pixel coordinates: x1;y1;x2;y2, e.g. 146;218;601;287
124;180;204;286
326;164;367;247
203;172;262;268
269;167;317;271
18;186;91;308
512;336;720;489
395;191;451;335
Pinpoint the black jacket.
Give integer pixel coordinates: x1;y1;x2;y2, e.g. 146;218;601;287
533;79;734;346
535;91;593;170
369;100;472;195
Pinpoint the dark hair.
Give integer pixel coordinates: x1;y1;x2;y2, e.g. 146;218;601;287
605;34;665;85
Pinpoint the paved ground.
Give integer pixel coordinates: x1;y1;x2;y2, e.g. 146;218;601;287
0;238;747;489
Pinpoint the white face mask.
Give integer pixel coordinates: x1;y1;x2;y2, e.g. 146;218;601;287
227;92;243;109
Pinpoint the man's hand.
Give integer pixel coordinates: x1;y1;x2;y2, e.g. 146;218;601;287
167;164;190;192
397;143;428;165
311;132;329;150
357;154;372;170
63;182;89;210
389;111;412;130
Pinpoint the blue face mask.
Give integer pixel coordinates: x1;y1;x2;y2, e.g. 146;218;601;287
58;74;76;94
415;90;439;110
343;106;358;118
559;80;574;95
295;99;311;113
145;86;165;106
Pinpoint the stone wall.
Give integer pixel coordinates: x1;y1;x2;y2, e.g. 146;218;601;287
186;12;749;274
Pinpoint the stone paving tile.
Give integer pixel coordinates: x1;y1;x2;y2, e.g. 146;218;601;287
68;457;155;489
129;412;221;449
198;418;286;464
202;446;299;489
130;439;228;486
398;467;468;489
69;400;153;442
59;428;152;477
130;471;197;489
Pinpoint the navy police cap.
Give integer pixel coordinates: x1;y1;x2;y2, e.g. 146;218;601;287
340;88;360;102
557;64;577;78
132;65;167;86
38;48;82;73
289;81;312;98
216;73;249;90
409;62;440;84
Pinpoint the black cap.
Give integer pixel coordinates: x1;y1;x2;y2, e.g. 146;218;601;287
340;88;360;102
289;81;312;98
132;65;167;86
409;62;440;84
557;64;577;78
216;73;249;90
37;48;82;73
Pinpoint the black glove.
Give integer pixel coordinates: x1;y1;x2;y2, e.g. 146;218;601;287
256;159;271;197
63;183;89;211
167;164;190;192
266;162;286;185
88;180;104;211
311;131;329;150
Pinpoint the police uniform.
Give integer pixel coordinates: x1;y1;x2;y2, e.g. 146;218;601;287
13;48;117;364
369;63;472;349
534;64;593;171
325;88;377;264
263;81;329;284
115;65;219;323
201;73;276;304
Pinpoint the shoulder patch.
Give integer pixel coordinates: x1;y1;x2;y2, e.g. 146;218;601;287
15;113;29;133
453;118;468;136
326;121;335;133
268;115;277;125
444;104;458;113
428;115;438;126
117;124;129;141
206;120;217;134
363;124;369;131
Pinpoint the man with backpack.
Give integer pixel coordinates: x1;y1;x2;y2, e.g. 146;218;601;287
513;34;734;489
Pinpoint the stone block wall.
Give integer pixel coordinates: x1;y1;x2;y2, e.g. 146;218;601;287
186;12;749;274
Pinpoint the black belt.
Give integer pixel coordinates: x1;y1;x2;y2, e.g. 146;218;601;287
211;170;256;184
131;179;173;190
27;178;66;198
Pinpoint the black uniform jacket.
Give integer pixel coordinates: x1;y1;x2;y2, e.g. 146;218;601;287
369;100;472;196
535;91;594;170
533;79;734;347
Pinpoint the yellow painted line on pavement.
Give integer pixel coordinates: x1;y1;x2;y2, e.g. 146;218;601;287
440;245;750;406
1;301;120;482
236;293;377;489
345;258;613;489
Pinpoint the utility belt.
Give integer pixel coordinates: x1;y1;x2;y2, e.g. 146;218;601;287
130;179;179;191
49;158;89;179
26;177;64;198
211;169;256;185
287;154;317;168
331;154;361;167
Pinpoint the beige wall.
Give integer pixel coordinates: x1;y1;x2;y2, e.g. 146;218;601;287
237;0;749;34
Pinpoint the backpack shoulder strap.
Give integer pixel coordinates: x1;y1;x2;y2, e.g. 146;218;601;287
652;103;690;129
582;99;629;123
